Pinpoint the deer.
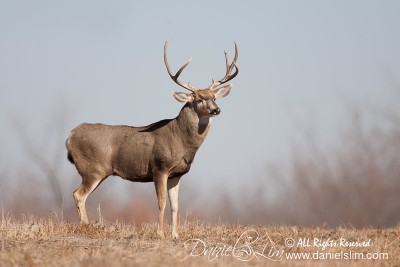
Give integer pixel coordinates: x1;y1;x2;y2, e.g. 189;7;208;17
66;41;238;239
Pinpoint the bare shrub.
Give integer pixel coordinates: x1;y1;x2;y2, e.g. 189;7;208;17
4;107;75;218
216;101;400;228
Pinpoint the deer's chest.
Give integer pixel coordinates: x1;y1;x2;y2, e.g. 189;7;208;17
168;155;193;178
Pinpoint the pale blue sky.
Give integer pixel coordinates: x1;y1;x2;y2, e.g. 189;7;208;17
1;1;399;198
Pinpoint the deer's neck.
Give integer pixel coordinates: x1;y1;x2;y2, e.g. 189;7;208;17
174;103;211;149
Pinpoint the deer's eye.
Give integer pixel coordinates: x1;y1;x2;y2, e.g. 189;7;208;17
196;99;203;104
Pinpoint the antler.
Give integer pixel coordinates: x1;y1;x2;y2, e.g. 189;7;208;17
164;41;197;93
208;43;239;90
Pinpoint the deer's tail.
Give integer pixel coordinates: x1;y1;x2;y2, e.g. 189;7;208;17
66;135;75;165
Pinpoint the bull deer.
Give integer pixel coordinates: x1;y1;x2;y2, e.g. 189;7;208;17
66;41;238;239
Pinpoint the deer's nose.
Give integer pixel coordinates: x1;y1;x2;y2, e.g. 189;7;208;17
212;108;221;115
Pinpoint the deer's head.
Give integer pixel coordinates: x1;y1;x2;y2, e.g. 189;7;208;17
164;41;238;119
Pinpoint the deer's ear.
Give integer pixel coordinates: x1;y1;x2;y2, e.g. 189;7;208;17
213;84;232;99
173;92;194;103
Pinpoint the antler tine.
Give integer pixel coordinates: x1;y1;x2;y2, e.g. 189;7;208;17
224;50;229;70
209;43;239;90
164;41;197;93
233;42;238;64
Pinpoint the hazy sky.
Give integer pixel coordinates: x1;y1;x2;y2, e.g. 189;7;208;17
1;1;399;196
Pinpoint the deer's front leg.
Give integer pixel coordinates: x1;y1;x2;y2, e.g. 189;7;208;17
154;173;168;238
167;177;181;239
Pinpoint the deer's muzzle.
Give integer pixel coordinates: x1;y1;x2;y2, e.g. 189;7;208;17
211;108;221;116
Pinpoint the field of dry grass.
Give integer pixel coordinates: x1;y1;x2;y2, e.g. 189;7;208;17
1;213;399;267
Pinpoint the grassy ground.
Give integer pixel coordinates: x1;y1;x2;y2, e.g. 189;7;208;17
0;214;399;267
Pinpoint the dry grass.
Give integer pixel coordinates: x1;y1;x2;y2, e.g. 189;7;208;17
1;213;399;267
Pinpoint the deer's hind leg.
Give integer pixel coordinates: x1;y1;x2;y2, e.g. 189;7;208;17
73;173;108;224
